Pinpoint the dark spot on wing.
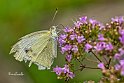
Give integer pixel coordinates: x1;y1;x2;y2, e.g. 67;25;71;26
24;48;32;53
25;49;29;53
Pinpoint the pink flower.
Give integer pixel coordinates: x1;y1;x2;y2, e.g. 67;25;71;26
66;54;72;62
98;63;105;69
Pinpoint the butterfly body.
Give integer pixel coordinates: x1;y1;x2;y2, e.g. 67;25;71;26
10;26;58;70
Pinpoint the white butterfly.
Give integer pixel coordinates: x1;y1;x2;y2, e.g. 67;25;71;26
10;26;58;70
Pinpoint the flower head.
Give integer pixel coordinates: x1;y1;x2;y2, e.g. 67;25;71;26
98;63;105;69
53;65;75;79
119;35;124;45
58;34;67;46
114;53;121;60
94;42;106;51
74;21;82;28
119;48;124;55
85;43;92;52
53;66;63;75
115;64;121;70
59;34;67;39
120;60;124;65
64;27;73;32
61;44;72;54
98;23;105;30
66;54;72;62
67;72;75;79
114;60;124;76
76;35;85;43
79;16;87;24
70;34;77;40
105;42;113;51
111;16;124;23
121;67;124;76
119;29;124;35
72;45;78;53
89;18;98;27
98;34;105;41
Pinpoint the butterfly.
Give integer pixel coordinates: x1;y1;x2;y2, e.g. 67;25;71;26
9;26;58;70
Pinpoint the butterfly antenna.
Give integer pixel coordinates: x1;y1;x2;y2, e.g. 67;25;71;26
52;8;58;23
56;24;65;34
59;24;65;28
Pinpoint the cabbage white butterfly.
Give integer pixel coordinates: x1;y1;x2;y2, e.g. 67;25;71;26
10;26;58;70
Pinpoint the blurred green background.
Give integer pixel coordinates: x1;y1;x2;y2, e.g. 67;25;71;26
0;0;124;83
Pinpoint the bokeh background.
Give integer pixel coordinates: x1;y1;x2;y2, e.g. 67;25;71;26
0;0;124;83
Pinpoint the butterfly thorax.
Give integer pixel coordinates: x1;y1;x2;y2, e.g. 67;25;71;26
50;26;58;38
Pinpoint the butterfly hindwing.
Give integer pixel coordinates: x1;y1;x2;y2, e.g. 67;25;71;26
34;39;54;69
27;33;51;67
52;38;57;58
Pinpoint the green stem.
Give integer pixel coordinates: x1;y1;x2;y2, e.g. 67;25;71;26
74;65;100;72
91;51;102;62
85;66;100;69
103;56;108;64
107;58;112;69
76;58;83;65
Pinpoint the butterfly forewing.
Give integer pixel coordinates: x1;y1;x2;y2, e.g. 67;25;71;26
10;27;58;70
10;31;49;54
10;31;50;62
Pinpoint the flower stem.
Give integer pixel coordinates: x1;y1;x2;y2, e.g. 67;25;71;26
103;56;108;64
91;51;102;62
74;65;100;72
107;57;112;69
85;66;100;69
76;58;83;65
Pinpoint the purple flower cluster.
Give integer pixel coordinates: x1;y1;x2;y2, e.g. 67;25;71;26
98;62;105;70
119;29;124;45
64;27;74;32
53;16;124;82
98;34;105;41
58;22;87;63
89;18;98;28
74;16;87;28
94;42;113;52
79;16;87;24
114;48;124;60
77;36;85;43
53;65;75;79
66;54;72;62
94;33;113;52
115;60;124;76
85;43;93;52
58;16;107;56
58;34;67;46
61;44;72;54
111;16;124;24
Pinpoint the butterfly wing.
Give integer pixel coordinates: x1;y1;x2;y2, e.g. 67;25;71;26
52;38;57;58
10;30;50;65
10;29;58;70
34;38;57;70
